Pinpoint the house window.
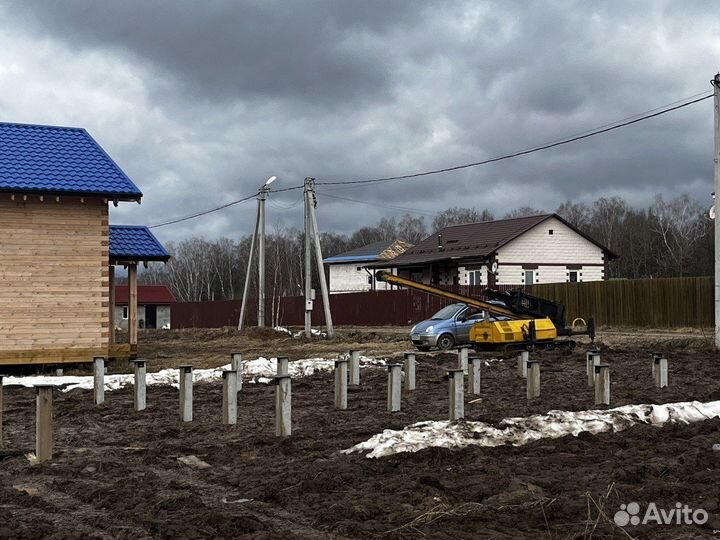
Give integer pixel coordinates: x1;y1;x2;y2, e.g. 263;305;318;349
122;306;128;320
524;270;534;285
410;271;423;282
356;266;362;271
468;270;482;286
569;271;578;283
548;229;554;235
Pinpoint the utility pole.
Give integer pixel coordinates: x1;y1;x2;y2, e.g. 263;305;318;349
257;186;267;327
238;176;277;331
713;73;720;349
304;177;313;337
307;179;335;337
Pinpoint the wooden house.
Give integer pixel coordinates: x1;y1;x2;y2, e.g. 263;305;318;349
0;122;168;365
378;214;616;286
323;239;411;294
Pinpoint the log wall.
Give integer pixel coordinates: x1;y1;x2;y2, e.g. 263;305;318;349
0;198;109;364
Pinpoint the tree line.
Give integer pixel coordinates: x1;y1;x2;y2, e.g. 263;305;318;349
139;193;713;316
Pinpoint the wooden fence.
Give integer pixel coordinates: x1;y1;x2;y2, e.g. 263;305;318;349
530;276;712;328
171;277;713;329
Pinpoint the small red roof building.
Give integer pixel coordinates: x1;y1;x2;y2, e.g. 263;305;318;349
114;285;176;305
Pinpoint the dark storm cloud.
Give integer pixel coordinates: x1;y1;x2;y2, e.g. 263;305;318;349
2;0;719;243
10;0;425;106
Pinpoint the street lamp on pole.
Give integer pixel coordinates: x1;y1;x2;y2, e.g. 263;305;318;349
257;176;277;328
238;175;278;332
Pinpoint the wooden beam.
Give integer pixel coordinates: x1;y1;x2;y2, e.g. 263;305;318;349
128;263;138;346
108;266;115;346
0;347;108;365
110;343;137;358
0;344;137;365
35;386;53;462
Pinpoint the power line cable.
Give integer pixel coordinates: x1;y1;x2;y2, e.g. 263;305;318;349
148;185;304;229
148;91;712;227
316;92;713;187
317;191;440;217
268;194;305;210
269;185;306;194
148;194;257;229
533;89;712;142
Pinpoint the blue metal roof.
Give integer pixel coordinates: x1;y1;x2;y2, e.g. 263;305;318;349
0;121;142;200
323;240;398;264
109;225;170;262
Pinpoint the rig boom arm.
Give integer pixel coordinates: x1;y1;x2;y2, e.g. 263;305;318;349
374;270;521;320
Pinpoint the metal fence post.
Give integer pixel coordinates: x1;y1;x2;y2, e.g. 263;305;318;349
594;364;610;405
404;352;416;391
517;350;528;378
468;355;481;395
93;356;105;405
447;368;464;420
275;375;291;436
131;359;147;411
179;365;193;422
387;364;402;412
334;359;348;410
222;370;238;425
527;360;540;399
349;350;360;385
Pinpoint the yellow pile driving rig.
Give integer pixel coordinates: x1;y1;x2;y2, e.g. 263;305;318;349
375;270;594;351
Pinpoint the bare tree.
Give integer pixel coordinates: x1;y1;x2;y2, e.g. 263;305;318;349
376;217;397;240
397;214;426;244
432;207;494;231
556;200;591;230
503;207;544;219
590;197;629;250
649;194;709;276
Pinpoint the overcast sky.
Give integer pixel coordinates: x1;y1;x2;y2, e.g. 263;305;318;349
1;1;719;244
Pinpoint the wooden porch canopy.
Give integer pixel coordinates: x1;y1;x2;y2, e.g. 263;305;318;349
109;225;170;357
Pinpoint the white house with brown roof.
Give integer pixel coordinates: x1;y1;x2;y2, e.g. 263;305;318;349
377;214;615;287
323;239;412;293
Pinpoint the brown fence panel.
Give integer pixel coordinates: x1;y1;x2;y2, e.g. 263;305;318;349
172;285;513;329
171;300;243;328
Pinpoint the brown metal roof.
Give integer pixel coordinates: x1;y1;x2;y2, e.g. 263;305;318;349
375;213;615;268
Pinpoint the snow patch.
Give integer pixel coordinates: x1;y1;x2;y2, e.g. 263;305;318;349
241;355;383;383
273;326;293;336
343;400;720;458
3;355;384;393
273;326;327;338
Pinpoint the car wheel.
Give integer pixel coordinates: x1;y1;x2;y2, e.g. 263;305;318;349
436;333;455;350
415;345;431;352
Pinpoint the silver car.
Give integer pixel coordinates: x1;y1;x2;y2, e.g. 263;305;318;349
410;303;489;351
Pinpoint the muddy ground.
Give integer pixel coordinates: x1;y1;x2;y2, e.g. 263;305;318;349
104;324;714;373
110;326;414;372
2;329;720;539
